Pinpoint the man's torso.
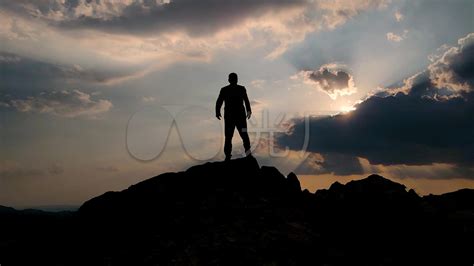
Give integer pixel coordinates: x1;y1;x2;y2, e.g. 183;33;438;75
221;84;246;118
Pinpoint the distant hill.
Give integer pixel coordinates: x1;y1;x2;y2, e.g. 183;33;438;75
1;156;473;265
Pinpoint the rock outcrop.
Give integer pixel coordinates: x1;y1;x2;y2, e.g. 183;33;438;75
1;157;473;265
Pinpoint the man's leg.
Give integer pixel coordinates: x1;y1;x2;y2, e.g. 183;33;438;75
224;118;235;159
236;117;251;155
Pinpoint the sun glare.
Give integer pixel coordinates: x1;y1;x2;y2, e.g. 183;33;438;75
340;105;356;113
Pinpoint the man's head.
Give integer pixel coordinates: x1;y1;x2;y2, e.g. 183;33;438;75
228;73;238;84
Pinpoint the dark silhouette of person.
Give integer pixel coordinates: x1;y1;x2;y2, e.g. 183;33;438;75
216;73;252;161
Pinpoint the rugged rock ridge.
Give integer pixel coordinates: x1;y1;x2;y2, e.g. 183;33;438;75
79;156;301;218
1;156;473;265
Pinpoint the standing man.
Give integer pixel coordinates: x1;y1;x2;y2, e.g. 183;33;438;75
216;73;252;161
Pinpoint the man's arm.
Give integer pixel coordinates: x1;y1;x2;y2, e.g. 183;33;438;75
215;88;224;120
243;87;252;119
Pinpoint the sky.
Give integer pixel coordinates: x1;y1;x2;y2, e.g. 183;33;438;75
0;0;473;208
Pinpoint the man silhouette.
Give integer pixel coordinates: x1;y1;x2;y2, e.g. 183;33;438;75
216;73;252;161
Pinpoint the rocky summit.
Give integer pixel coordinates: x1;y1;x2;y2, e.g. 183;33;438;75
0;156;473;265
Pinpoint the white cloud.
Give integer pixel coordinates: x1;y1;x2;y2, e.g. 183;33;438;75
2;89;112;118
142;96;156;103
386;30;408;42
373;32;474;99
250;79;266;89
427;32;474;93
0;0;391;65
394;10;404;22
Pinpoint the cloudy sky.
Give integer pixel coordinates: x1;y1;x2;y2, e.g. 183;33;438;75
1;0;473;208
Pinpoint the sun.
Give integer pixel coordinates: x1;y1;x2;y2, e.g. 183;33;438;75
340;105;356;113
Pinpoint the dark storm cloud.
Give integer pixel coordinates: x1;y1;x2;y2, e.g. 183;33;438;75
0;52;141;87
0;89;113;118
279;87;474;166
0;0;64;18
1;0;303;36
316;153;364;176
0;53;117;118
0;52;146;103
296;65;357;99
61;0;303;36
307;68;353;94
428;33;474;92
294;153;364;176
277;33;474;172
